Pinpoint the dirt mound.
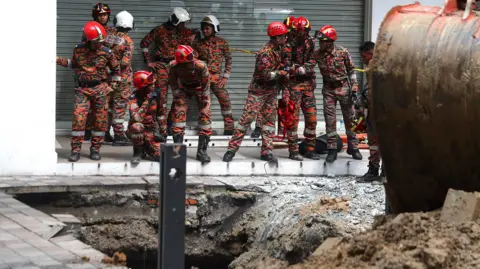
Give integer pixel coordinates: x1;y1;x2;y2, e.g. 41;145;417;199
286;211;480;269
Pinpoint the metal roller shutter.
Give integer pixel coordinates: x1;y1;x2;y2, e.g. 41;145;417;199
56;0;364;131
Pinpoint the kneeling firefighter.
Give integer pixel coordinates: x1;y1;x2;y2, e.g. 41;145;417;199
128;71;161;164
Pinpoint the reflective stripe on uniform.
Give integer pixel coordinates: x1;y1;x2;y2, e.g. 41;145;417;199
157;116;165;121
221;110;232;116
304;128;316;135
113;119;124;124
111;76;121;81
287;131;297;136
71;131;85;136
172;122;186;127
369;146;379;150
67;59;72;69
142;48;148;53
262;125;275;132
133;114;142;122
92;131;105;137
235;123;247;131
198;124;212;129
327;131;337;137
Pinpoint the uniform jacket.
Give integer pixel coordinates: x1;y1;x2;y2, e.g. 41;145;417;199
168;59;210;91
128;91;157;129
311;45;358;88
192;36;232;78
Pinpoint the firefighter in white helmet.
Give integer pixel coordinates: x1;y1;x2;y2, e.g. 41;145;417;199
140;7;200;142
103;10;135;146
192;15;234;135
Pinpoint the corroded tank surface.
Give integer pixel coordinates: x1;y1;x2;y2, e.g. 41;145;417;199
370;2;480;213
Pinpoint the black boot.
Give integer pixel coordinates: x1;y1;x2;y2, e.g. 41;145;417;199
104;132;114;143
89;149;101;161
223;151;235;162
196;135;211;163
347;147;363;160
68;152;80;162
250;127;262;138
154;130;166;142
261;153;277;162
357;162;380;183
113;133;132;146
131;146;144;165
304;150;321;160
173;134;184;144
223;130;234;136
326;149;337;163
84;130;92;141
289;152;303;161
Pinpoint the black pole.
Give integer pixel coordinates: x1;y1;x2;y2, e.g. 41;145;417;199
158;143;187;269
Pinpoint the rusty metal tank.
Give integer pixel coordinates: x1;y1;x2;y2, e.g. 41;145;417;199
369;0;480;213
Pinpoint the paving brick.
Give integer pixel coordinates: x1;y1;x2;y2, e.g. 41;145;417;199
51;214;81;224
31;257;62;267
11;266;40;269
311;237;343;256
15;246;46;258
0;231;19;242
441;188;480;223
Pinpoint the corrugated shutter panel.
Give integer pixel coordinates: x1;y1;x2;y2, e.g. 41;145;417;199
56;0;364;129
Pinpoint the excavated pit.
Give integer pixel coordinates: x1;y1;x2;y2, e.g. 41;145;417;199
14;176;386;269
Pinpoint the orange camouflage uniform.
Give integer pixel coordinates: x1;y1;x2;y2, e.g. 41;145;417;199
192;35;234;132
127;91;160;159
311;45;359;150
284;36;318;153
168;59;212;137
57;43;120;153
85;25;116;134
227;42;283;156
140;23;198;137
105;28;134;136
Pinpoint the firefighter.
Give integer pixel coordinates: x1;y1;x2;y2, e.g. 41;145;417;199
355;41;384;180
129;71;160;164
57;21;121;162
312;25;362;163
284;16;321;161
251;16;295;139
103;10;135;146
169;45;212;163
192;15;234;135
223;22;290;162
84;2;115;142
140;7;199;142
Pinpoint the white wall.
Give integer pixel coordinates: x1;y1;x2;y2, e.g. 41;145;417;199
371;0;445;42
0;0;57;175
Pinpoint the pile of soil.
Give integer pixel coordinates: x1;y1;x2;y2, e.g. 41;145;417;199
284;211;480;269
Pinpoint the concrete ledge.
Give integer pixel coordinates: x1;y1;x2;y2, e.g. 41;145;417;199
55;157;369;176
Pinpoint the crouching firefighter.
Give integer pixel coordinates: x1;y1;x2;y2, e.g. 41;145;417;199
355;41;384;181
169;45;212;163
223;22;290;162
56;21;121;162
128;71;161;164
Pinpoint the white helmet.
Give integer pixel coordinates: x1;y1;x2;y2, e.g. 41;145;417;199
170;7;190;26
114;10;134;29
201;15;220;32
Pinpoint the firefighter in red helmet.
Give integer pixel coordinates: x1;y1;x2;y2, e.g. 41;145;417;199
168;45;212;163
251;16;295;139
128;71;160;164
223;22;289;162
280;16;321;161
57;21;121;162
83;3;116;142
309;25;362;163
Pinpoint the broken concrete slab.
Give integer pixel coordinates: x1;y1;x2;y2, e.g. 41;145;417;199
441;188;480;223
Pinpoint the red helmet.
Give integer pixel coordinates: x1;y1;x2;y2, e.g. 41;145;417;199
267;22;288;37
318;25;338;41
83;21;107;42
92;3;111;19
175;45;194;63
283;16;296;30
133;71;156;89
292;16;311;30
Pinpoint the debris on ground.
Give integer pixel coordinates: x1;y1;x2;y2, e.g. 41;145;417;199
102;251;128;266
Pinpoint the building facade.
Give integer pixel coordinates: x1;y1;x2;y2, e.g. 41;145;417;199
0;0;444;175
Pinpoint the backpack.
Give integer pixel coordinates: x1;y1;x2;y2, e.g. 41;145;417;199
298;134;343;155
